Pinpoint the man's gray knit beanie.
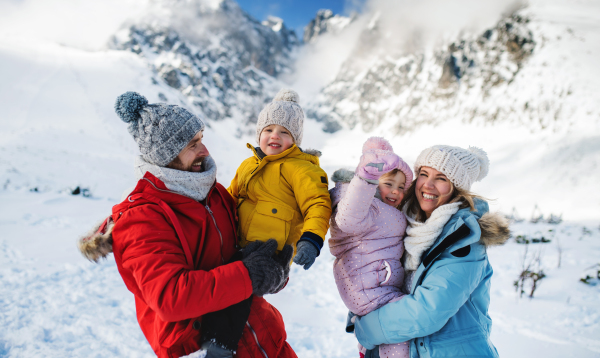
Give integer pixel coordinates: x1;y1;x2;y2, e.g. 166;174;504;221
115;92;205;167
256;88;304;146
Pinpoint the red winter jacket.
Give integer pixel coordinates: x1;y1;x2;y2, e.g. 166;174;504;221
110;172;297;358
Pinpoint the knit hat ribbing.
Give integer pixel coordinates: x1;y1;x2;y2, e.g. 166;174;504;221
256;88;304;146
413;145;490;190
115;92;205;167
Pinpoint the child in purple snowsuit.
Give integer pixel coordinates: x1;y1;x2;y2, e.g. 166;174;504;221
329;137;413;358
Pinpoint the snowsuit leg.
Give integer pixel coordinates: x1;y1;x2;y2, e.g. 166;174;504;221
236;296;297;358
201;294;254;354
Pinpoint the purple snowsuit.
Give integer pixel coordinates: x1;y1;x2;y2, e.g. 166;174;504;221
328;171;407;317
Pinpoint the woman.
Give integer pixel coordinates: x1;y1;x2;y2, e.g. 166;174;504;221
351;145;510;358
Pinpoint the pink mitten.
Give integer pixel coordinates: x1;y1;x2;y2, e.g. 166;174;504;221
356;150;401;181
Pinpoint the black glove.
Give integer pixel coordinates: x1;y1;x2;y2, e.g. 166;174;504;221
200;295;253;353
269;244;294;293
241;239;284;296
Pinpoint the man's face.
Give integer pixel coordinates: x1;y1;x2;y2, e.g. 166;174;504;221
167;131;209;172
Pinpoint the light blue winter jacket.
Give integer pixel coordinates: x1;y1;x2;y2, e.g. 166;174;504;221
352;199;510;358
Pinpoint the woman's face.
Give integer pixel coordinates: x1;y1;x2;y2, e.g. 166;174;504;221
416;166;453;218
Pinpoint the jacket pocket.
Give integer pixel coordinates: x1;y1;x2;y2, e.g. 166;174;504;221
245;201;294;251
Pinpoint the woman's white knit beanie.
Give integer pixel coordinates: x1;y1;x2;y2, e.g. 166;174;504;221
256;88;304;146
414;145;490;190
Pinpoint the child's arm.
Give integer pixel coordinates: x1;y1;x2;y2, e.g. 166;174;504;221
334;176;380;235
335;150;401;234
285;163;332;261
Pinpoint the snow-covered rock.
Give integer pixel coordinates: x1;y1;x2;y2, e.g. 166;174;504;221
306;12;537;133
110;0;299;133
303;9;354;44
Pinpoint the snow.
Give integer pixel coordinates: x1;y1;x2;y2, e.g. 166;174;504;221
0;0;599;357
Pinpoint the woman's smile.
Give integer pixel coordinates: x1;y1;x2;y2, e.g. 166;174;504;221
416;166;453;218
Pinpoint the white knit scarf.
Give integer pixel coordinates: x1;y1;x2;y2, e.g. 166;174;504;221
403;202;462;271
134;155;217;202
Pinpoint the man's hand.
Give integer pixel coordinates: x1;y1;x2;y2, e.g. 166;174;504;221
293;241;318;270
241;240;284;296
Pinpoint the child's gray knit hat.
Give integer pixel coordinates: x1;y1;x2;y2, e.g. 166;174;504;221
115;92;205;167
256;88;304;146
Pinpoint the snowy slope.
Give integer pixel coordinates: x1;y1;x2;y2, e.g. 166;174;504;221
300;0;600;221
0;0;599;357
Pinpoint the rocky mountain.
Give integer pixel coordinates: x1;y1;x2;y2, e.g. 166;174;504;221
306;11;539;133
107;0;590;140
303;9;354;44
110;0;299;135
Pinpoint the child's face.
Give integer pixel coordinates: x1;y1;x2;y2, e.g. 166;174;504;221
259;124;294;156
378;171;406;207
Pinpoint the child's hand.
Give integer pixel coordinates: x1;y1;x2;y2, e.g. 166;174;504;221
356;150;401;181
293;241;318;270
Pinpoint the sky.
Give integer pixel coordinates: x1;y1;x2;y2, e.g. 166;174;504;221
235;0;364;37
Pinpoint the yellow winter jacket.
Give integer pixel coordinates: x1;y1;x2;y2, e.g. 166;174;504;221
228;144;332;255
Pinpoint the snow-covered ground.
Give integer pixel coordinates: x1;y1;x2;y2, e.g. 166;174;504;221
1;0;599;357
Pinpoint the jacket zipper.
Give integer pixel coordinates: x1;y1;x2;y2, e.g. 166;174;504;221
142;177;225;264
245;322;269;358
205;204;225;264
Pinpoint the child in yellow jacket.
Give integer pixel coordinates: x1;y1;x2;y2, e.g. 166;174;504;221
228;88;332;270
199;89;332;358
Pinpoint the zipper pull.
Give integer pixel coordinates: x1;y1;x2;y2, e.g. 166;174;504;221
205;205;212;214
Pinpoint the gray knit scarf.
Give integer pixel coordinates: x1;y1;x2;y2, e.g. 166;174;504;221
134;155;217;202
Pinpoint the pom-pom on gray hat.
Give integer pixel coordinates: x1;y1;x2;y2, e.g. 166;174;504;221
115;92;205;167
256;88;304;146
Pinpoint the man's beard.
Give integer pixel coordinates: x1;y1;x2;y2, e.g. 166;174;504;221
166;156;206;172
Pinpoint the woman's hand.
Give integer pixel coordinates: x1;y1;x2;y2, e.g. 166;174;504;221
353;315;377;350
352;309;390;350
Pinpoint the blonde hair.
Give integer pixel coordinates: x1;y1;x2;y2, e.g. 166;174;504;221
400;179;484;222
380;169;402;181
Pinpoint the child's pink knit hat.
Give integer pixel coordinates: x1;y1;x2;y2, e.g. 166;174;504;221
363;137;413;191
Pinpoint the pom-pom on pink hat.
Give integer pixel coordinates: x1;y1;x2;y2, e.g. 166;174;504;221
362;136;413;191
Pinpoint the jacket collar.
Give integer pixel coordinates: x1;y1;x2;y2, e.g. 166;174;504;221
126;172;213;206
409;199;488;293
247;143;320;166
409;199;510;293
427;198;489;255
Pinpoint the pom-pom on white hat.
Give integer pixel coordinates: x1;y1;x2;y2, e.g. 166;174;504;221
256;88;304;146
414;145;489;190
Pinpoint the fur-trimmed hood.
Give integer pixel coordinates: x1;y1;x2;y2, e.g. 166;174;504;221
330;168;388;207
78;217;114;262
302;148;322;157
330;168;357;208
478;211;510;247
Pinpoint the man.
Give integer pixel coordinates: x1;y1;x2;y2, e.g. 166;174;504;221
79;92;297;358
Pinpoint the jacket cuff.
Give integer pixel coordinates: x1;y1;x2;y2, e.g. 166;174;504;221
354;309;388;350
356;174;379;186
231;260;254;299
299;232;324;256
